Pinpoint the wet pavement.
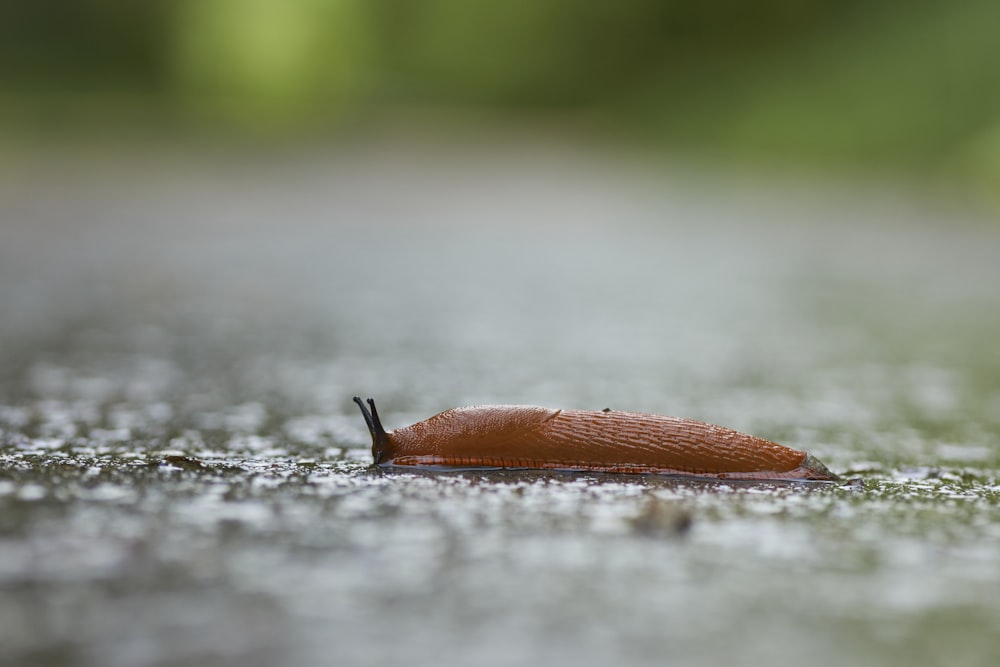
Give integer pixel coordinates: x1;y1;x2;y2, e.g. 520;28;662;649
2;141;1000;666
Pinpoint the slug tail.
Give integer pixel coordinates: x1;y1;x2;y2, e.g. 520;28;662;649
353;396;391;464
799;453;840;482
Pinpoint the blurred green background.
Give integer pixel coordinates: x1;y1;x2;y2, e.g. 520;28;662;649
3;0;1000;197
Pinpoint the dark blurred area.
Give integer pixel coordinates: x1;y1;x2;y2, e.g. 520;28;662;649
2;0;999;197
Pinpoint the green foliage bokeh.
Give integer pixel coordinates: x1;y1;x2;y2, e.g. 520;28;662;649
2;0;1000;190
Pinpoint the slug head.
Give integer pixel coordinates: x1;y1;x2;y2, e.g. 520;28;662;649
353;396;390;464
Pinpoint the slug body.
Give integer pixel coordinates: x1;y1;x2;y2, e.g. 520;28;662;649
353;398;838;481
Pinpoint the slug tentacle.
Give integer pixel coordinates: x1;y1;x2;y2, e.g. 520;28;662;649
352;397;839;482
353;396;391;464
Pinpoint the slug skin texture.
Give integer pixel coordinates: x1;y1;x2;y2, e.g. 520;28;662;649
354;399;838;482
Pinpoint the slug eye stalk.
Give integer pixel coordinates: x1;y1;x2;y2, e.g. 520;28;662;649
353;396;390;464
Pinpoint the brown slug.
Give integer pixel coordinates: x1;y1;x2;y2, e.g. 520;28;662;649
353;397;838;481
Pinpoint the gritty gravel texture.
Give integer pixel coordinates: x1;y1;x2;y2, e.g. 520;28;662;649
2;142;1000;667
